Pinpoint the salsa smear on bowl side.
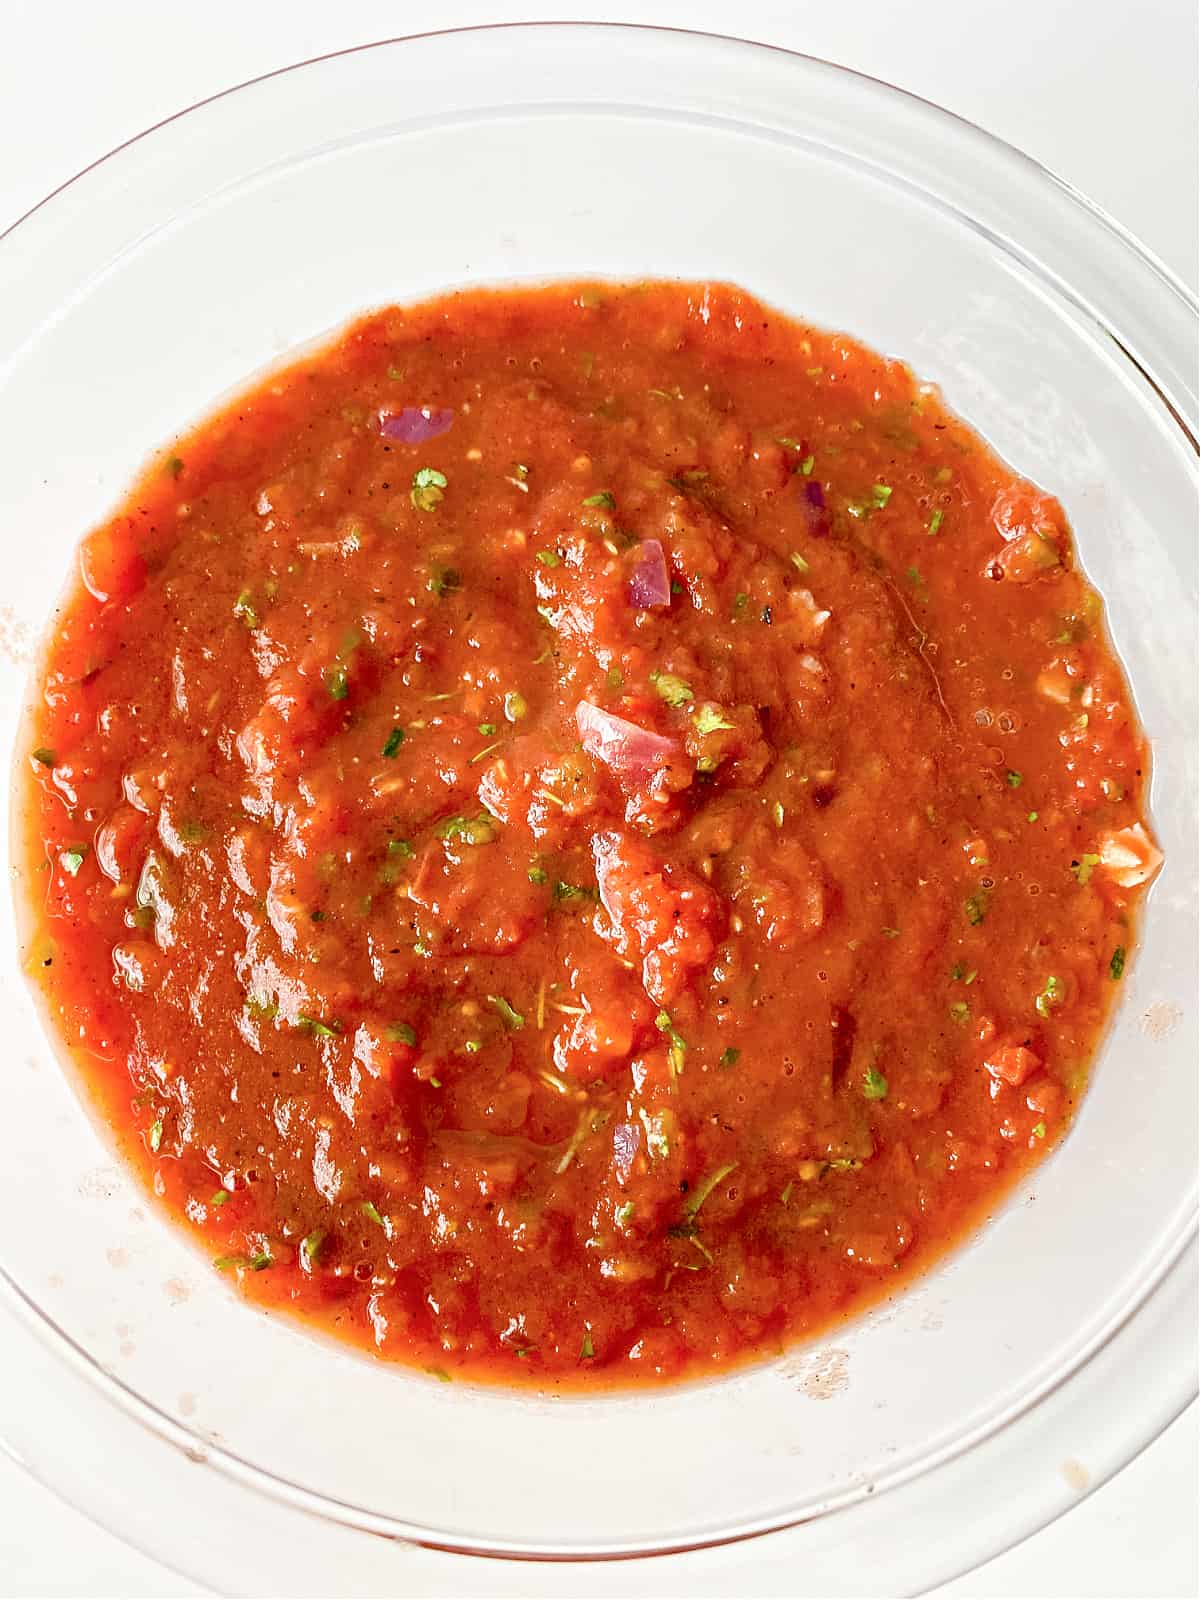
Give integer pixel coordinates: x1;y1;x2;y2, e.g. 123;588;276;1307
19;282;1160;1385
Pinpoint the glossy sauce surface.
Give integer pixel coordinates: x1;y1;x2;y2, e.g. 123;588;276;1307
21;282;1158;1385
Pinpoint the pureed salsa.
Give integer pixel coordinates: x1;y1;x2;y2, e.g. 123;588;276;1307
21;282;1160;1386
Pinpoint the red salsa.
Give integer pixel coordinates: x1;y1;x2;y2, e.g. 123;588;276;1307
20;282;1160;1385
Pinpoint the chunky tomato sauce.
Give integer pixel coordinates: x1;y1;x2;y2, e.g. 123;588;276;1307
20;282;1159;1386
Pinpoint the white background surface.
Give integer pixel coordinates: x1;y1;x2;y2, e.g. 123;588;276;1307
0;2;1195;1595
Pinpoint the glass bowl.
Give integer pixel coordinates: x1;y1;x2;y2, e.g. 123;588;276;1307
0;24;1194;1595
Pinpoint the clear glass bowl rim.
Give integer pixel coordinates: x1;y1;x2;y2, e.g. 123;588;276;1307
0;19;1195;1575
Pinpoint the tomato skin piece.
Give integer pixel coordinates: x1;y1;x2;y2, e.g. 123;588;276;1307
984;1046;1041;1087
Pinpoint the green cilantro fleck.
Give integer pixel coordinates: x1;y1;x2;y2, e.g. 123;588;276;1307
863;1065;889;1101
1109;945;1126;980
59;847;86;877
488;994;525;1030
211;1189;230;1207
616;1201;636;1226
605;667;624;691
382;726;405;758
535;549;561;567
411;466;447;512
651;671;693;707
872;483;893;508
1006;770;1023;788
32;747;56;767
719;1047;741;1069
579;1332;595;1360
233;590;259;629
693;704;734;735
386;1022;417;1047
582;491;615;510
928;510;944;536
361;1201;385;1227
1032;1122;1046;1139
528;864;548;885
949;1001;970;1024
800;455;815;476
1027;811;1039;823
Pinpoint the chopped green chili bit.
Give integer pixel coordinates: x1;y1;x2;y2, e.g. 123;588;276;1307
211;1189;231;1207
1032;1122;1046;1139
1035;975;1064;1018
1109;945;1127;980
488;994;525;1030
928;509;944;536
800;454;815;476
233;590;260;628
215;1249;272;1272
579;1332;595;1360
949;1000;970;1024
535;549;561;567
719;1046;741;1069
411;466;447;511
615;1201;636;1226
361;1200;385;1226
436;813;497;845
299;1229;327;1269
863;1065;889;1101
1072;853;1100;885
964;891;989;926
1006;770;1023;788
59;847;87;877
148;1116;164;1153
655;1010;687;1076
504;690;529;721
789;551;810;574
32;747;56;767
872;482;893;508
582;490;615;509
683;1162;736;1220
298;1014;340;1039
381;725;405;758
528;864;549;885
386;1021;417;1046
326;663;349;700
426;563;460;597
650;670;693;706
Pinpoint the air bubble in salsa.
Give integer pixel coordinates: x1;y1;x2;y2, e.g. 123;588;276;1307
19;281;1160;1386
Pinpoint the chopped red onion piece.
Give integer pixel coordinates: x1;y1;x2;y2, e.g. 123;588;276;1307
576;701;677;785
627;539;671;609
379;406;455;444
805;479;825;509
